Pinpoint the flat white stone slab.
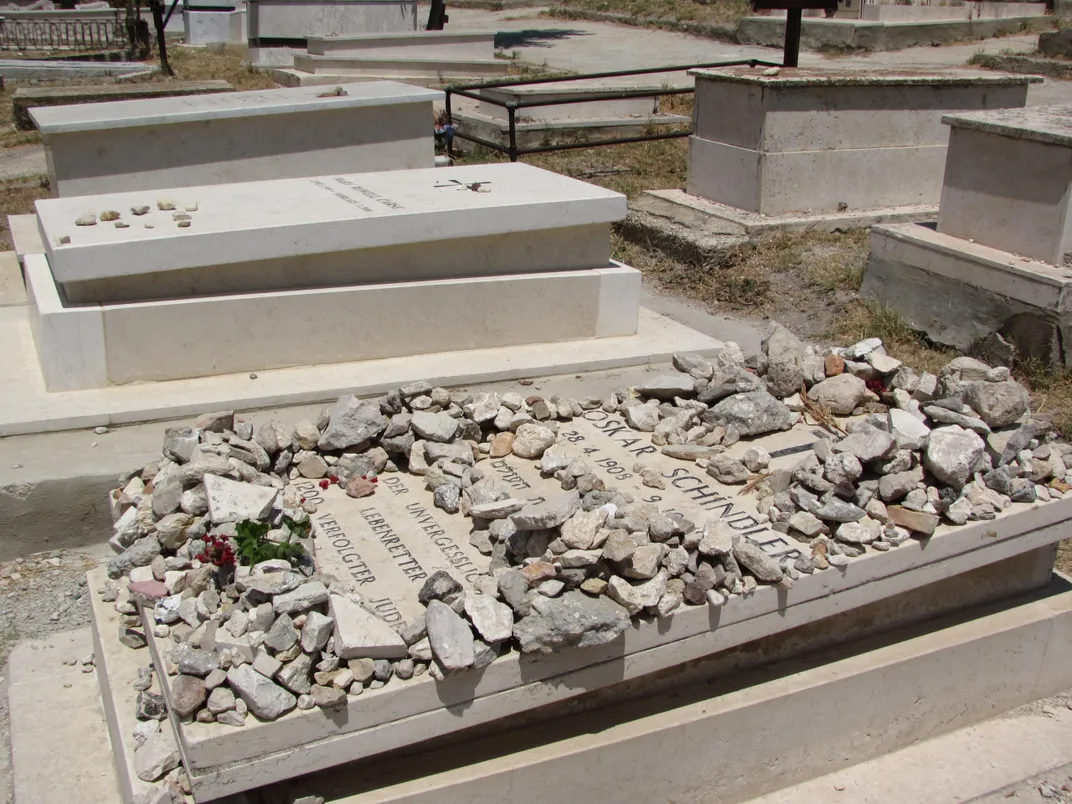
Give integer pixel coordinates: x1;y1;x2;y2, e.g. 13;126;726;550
29;82;440;134
138;409;1072;799
0;302;721;436
37;163;626;286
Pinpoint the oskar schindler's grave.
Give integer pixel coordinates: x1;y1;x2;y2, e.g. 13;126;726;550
27;162;638;391
94;329;1072;802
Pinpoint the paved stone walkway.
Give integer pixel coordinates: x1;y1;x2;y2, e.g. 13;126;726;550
0;145;46;182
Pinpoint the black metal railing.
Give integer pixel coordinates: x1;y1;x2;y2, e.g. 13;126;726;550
0;11;129;51
444;59;782;162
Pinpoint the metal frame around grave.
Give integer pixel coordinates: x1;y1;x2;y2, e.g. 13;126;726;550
443;59;782;163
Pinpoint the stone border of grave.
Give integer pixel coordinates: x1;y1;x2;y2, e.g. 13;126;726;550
96;326;1072;800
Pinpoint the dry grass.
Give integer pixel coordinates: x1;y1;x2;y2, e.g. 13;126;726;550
0;84;42;149
547;0;749;29
0;177;51;251
155;45;277;90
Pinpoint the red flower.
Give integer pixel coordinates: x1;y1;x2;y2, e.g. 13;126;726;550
865;377;886;395
319;479;330;490
197;534;235;568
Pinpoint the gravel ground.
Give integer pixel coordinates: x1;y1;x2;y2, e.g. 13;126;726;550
0;547;104;804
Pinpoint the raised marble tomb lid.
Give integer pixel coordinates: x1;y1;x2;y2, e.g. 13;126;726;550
942;104;1072;149
36;162;628;284
688;66;1043;87
29;81;443;133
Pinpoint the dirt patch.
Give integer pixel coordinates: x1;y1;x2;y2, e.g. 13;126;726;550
0;177;50;252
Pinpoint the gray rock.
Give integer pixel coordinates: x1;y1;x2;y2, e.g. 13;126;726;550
732;541;783;583
636;374;696;400
878;465;924;502
425;600;475;671
788;511;824;537
511;423;557;458
272;581;329;616
498;569;532;616
673;352;713;378
275;654;313;695
808;374;869;415
317;395;388;450
706;455;749;484
813;499;866;523
697;518;735;556
513;591;631;653
833;429;895;463
176;647;219;678
134;726;181;782
206;685;236;714
263;615;298;652
661;444;725;462
607;571;668;615
433;483;461;514
964;379;1030;428
170;674;207;717
108;538;161;579
300;611;334;654
245;571;304;597
418;570;463;604
410;411;459;443
216;710;246;727
511;491;581;530
924;425;985;490
624;403;660;432
163;427;198;464
226;664;297;720
824;452;863;485
151;473;184;518
463;592;514;643
311;684;347;709
703;391;793;436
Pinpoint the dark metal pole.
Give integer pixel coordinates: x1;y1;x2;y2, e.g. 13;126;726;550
445;89;454;159
507;105;518;162
783;7;802;67
148;0;173;75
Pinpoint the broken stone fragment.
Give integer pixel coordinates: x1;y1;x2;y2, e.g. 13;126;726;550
131;205;150;216
329;594;408;660
425;599;475;671
204;474;277;525
74;212;96;226
226;665;296;721
807;374;869;416
317;395;387;451
924;425;985;491
511;423;556;458
170;674;207;718
513;591;631;653
732;541;783;583
510;491;580;530
463;592;513;644
134;726;180;782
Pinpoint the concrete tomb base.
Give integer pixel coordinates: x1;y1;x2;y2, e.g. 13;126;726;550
685;68;1037;216
16;570;1070;803
31;82;442;197
862;222;1072;368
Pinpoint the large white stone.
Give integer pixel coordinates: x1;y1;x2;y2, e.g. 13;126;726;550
329;594;408;660
204;474;278;524
31;82;441;197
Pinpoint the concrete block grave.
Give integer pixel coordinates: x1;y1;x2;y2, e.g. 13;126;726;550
90;329;1072;802
31;82;443;197
863;105;1072;369
627;67;1038;252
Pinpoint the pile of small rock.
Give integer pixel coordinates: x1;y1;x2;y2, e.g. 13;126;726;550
105;322;1070;787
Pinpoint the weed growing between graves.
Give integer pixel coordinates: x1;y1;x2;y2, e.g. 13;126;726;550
0;85;42;149
160;45;277;91
0;176;50;251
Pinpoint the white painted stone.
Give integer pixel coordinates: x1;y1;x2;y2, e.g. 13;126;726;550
329;594;408;660
31;82;442;197
184;8;246;46
204;474;278;524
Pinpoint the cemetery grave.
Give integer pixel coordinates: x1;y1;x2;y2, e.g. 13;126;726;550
95;329;1072;801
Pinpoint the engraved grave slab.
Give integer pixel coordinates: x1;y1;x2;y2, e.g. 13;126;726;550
140;408;1072;801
